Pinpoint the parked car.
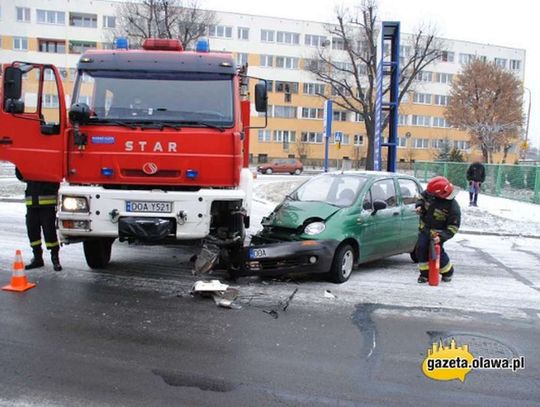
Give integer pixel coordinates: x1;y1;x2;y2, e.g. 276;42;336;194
247;171;422;283
257;159;303;175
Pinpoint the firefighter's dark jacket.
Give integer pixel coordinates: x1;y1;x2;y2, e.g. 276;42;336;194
415;191;461;243
15;168;59;207
467;162;486;182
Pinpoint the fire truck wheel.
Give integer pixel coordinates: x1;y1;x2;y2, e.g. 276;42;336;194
83;238;114;269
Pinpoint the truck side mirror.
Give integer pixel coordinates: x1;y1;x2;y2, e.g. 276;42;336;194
254;83;268;113
4;99;25;113
69;103;91;125
3;67;23;100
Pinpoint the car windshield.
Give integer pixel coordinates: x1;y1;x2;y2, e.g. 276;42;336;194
293;175;367;207
72;70;234;127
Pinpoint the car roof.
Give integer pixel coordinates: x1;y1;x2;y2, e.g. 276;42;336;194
323;170;417;179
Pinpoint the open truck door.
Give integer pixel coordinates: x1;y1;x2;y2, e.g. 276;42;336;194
0;63;67;182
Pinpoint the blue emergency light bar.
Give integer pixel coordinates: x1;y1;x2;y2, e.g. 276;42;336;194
186;169;199;179
196;38;209;53
114;37;129;50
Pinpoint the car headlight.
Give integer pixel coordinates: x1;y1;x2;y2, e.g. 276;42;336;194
62;196;89;212
304;221;325;235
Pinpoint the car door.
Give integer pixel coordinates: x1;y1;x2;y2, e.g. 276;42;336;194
0;64;67;182
398;178;422;251
357;178;401;262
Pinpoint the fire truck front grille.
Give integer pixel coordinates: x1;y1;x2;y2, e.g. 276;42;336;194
121;169;180;177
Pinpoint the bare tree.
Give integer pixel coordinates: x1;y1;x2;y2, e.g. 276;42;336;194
295;137;310;161
445;59;523;163
115;0;217;49
307;0;441;170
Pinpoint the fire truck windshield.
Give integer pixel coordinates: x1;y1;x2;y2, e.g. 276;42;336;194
72;70;234;127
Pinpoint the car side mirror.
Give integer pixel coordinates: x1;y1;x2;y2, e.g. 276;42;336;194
254;83;268;112
372;200;387;215
3;67;23;100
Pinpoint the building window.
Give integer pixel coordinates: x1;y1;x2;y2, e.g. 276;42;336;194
261;29;275;42
303;59;322;71
37;9;65;25
413;93;432;104
494;58;507;69
43;94;59;108
13;37;28;51
332;37;345;50
434;95;449;106
235;53;248;66
432;117;450;128
275;81;298;94
398;115;409;125
274;105;297;118
237;27;249;40
305;34;327;47
301;107;323;119
38;39;66;54
510;59;521;70
412;115;431;127
275;56;299;69
276;31;300;45
354;134;364;145
16;7;31;22
70;12;97;27
354;112;365;122
258;130;271;142
333;111;348;122
397;137;407;148
301;132;323;143
440;50;454;62
303;83;325;95
459;53;474;64
436;73;453;84
412;138;429;149
273;130;296;151
258;105;273;117
69;41;96;54
415;71;432;82
259;55;273;67
454;140;470;150
208;25;232;38
103;15;116;28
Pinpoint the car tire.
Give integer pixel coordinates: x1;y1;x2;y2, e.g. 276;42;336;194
294;169;302;175
327;243;355;284
83;238;114;269
265;168;273;175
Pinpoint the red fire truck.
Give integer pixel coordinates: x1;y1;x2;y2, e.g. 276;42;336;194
0;38;267;269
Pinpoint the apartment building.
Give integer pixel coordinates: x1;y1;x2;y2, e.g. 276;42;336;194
0;0;527;164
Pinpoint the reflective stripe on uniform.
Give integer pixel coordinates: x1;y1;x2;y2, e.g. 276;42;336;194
448;225;459;235
38;195;58;205
418;262;429;271
30;239;42;247
45;241;60;248
25;197;33;206
440;262;453;274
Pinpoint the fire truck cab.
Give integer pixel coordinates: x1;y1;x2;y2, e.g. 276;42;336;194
0;38;267;269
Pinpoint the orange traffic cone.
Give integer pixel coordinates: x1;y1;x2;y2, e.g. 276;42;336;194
2;250;36;292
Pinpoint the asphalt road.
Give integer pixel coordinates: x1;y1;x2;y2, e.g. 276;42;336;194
0;203;539;406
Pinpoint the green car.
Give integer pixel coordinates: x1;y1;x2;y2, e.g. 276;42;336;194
247;171;422;283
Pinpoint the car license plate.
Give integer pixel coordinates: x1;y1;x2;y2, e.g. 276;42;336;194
249;247;276;259
126;200;172;213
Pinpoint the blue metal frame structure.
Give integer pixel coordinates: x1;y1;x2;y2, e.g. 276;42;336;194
374;21;400;172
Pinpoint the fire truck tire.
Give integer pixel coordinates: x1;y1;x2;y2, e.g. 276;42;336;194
83;238;114;269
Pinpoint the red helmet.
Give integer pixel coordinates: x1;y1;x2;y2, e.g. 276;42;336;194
426;176;454;199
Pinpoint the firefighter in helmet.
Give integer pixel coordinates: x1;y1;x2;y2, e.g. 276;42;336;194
15;169;62;271
415;176;460;283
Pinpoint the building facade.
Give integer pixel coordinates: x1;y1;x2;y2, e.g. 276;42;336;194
0;0;526;165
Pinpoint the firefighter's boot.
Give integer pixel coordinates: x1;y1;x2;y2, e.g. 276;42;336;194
51;248;62;272
25;247;44;270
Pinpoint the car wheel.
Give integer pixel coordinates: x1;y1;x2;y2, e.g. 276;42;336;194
83;238;114;269
327;243;355;284
294;169;302;175
265;168;273;175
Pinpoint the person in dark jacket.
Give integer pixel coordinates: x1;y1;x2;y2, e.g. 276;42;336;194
15;169;62;271
466;158;486;207
415;176;461;283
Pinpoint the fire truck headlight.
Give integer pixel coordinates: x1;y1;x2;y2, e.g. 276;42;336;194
62;196;89;213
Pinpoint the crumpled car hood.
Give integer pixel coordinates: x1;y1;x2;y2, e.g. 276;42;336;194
264;201;341;229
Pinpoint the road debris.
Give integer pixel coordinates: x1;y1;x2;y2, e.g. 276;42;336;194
190;280;241;309
262;288;299;318
324;290;337;299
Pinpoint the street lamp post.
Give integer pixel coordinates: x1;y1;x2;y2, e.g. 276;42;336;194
523;87;532;159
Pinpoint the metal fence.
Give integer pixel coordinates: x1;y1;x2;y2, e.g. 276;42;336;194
413;161;540;204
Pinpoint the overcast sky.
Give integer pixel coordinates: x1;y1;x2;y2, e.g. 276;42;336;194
204;0;539;149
